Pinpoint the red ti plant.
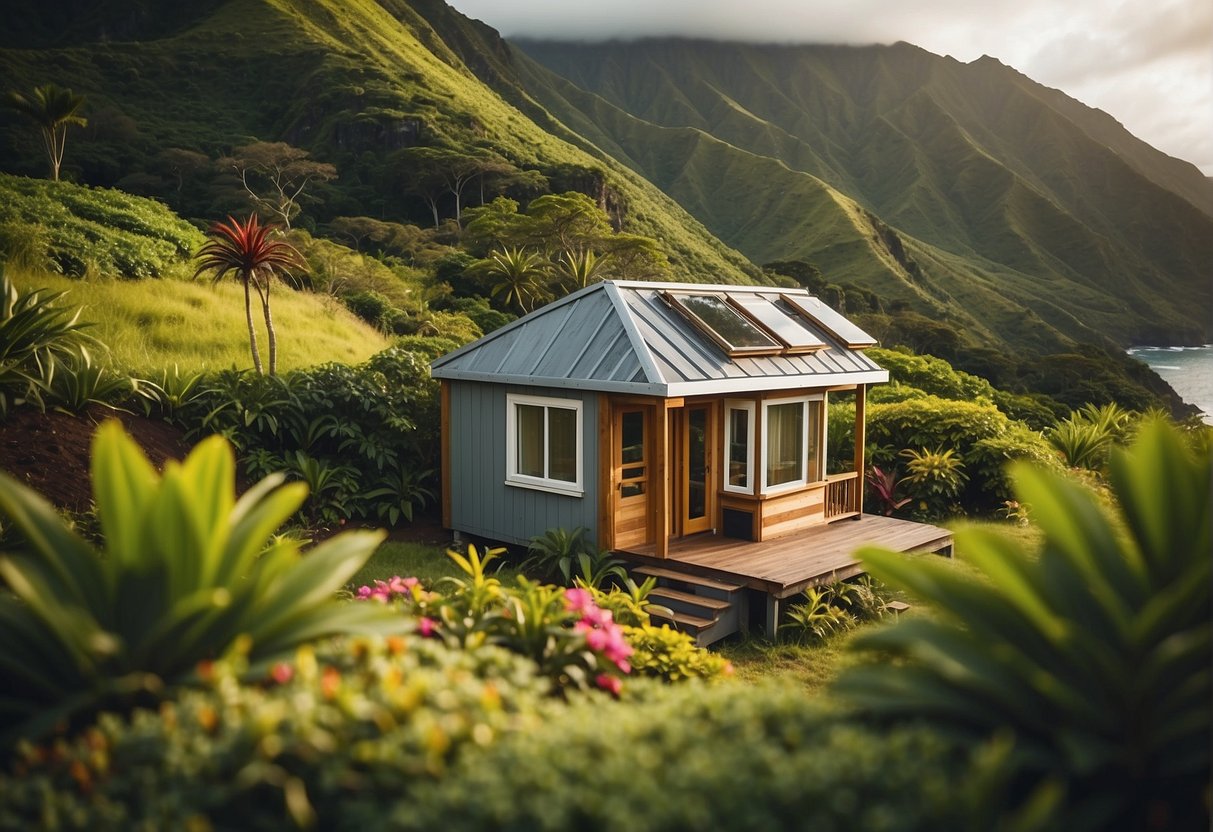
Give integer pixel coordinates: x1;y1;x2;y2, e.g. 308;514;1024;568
193;213;303;376
866;464;911;516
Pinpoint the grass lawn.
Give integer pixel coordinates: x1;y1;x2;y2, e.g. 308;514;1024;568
350;540;522;590
10;266;389;374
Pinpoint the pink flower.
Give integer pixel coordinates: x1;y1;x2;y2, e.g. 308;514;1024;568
356;585;373;599
270;662;294;685
596;673;622;696
417;617;438;638
564;587;593;615
388;576;420;596
583;625;609;652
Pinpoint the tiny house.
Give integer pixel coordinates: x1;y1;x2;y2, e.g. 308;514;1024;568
431;280;889;555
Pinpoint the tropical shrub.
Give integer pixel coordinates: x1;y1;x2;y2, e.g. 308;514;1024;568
174;344;440;528
781;585;857;644
623;623;734;682
0;173;202;278
1047;402;1136;472
835;420;1211;830
0;267;94;417
867;346;997;404
397;683;966;831
0;635;548;830
521;526;589;582
41;347;135;414
0;421;401;749
867;395;1056;513
781;577;895;644
865;464;911;516
898;446;969;517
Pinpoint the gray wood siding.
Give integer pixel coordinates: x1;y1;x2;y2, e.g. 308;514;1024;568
448;381;600;547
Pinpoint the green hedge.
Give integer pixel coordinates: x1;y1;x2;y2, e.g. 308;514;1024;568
397;684;965;831
0;173;203;278
866;396;1061;513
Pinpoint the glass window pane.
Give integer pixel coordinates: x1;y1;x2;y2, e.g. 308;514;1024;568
547;406;578;483
728;407;749;488
678;294;778;350
621;410;644;464
621;482;646;498
806;400;821;482
688;407;707;519
732;295;826;350
516;404;544;478
766;402;803;487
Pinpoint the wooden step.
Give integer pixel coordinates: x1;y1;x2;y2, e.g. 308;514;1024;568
649;608;716;632
648;586;731;613
631;565;744;593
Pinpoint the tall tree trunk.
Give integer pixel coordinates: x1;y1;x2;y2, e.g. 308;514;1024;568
243;275;264;375
259;274;277;376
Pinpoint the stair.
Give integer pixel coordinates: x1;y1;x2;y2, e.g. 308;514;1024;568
632;564;748;647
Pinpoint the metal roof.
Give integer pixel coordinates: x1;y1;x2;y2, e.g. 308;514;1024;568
430;280;888;396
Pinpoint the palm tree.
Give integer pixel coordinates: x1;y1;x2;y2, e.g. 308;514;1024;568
4;84;88;182
478;246;551;314
551;248;611;291
193;214;303;376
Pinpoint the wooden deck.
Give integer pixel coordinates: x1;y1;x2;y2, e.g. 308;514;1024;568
617;514;953;601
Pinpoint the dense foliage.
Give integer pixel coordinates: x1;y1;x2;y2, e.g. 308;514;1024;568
0;422;401;749
174;345;439;529
0;636;550;831
837;421;1211;830
0;173;202;278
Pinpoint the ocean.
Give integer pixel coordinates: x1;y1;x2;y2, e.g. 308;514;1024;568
1128;345;1213;424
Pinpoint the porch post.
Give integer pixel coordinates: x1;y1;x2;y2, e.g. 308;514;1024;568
654;399;671;557
764;595;780;638
853;384;867;514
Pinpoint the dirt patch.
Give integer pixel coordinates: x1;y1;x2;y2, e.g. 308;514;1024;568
0;405;193;512
0;405;449;546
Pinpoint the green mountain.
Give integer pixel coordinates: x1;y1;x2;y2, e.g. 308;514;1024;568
0;0;1204;411
0;0;756;283
509;39;1213;348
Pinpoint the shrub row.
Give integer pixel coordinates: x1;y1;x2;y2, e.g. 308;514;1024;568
0;173;202;279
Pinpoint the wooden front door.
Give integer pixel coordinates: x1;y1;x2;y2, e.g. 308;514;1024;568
675;403;714;536
612;405;652;549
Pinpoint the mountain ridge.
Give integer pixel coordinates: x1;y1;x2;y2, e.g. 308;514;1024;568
510;37;1212;348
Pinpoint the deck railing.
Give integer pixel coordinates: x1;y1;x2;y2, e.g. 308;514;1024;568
824;471;860;518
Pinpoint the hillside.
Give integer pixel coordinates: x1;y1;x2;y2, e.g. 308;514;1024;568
0;0;756;284
511;39;1213;349
0;0;1202;413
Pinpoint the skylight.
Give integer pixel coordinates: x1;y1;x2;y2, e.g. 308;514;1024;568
666;293;779;355
781;294;877;349
728;295;826;353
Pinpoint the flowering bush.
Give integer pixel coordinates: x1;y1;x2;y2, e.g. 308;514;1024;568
354;566;634;696
352;546;729;698
0;634;548;830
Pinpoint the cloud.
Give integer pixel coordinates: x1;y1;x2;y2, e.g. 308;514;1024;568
447;0;1213;173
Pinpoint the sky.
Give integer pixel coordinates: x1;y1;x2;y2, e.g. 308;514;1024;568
446;0;1213;176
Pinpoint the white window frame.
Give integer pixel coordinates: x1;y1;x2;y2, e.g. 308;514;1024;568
505;393;584;497
722;399;756;495
760;394;824;495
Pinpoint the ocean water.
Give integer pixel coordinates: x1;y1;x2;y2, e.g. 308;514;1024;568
1128;345;1213;424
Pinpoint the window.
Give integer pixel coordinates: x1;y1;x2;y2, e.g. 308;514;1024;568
665;292;780;355
760;395;823;494
723;400;755;494
728;295;826;352
506;393;583;496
